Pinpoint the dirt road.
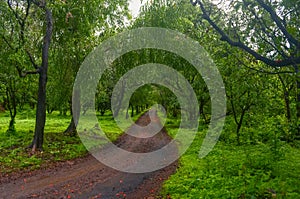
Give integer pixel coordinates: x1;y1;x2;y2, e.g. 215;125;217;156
0;112;178;199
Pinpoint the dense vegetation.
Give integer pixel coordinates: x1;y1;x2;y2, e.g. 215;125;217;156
1;0;300;198
161;116;300;198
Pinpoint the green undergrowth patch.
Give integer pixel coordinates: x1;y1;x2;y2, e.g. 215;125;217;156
160;117;300;198
0;110;84;173
0;110;143;174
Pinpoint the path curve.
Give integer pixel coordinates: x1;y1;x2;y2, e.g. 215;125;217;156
0;111;178;199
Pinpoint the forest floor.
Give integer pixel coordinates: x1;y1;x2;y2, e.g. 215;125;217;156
0;112;178;199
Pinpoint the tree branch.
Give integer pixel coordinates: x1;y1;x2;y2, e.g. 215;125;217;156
25;49;39;69
246;4;288;58
233;54;294;75
7;0;32;46
21;69;40;77
7;0;22;27
191;0;300;68
256;0;300;49
2;35;14;50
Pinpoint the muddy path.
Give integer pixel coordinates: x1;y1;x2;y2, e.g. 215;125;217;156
0;111;178;199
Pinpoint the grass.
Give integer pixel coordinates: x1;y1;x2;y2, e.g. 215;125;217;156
160;116;300;199
0;108;143;174
4;108;298;198
0;109;84;173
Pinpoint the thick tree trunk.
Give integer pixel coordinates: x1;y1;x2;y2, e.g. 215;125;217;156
31;70;47;150
113;80;126;118
64;117;77;136
64;89;80;136
29;6;53;151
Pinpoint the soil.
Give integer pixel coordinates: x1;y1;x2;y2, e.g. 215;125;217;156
0;111;178;199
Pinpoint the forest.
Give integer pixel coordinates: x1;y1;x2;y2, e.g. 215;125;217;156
0;0;300;198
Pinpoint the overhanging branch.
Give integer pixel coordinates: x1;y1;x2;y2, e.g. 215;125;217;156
21;69;40;77
191;0;300;68
256;0;300;49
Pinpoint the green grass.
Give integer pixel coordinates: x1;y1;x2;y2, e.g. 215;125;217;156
0;109;143;174
160;117;300;199
0;109;82;173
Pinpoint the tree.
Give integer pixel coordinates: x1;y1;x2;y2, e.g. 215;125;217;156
49;0;130;134
0;28;18;132
1;0;53;151
1;0;131;142
132;0;205;120
190;0;300;121
223;54;265;144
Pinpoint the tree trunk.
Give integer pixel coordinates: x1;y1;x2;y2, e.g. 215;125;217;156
278;75;291;122
6;80;17;133
29;6;53;151
131;103;134;117
64;117;77;136
284;90;291;122
236;108;246;145
296;69;300;119
64;89;80;136
113;80;126;118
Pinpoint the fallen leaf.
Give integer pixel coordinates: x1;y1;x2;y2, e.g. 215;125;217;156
67;161;74;165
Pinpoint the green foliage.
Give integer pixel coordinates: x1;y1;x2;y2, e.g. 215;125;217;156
0;110;126;174
161;117;300;198
0;0;300;197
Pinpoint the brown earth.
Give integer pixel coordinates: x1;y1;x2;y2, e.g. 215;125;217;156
0;111;178;199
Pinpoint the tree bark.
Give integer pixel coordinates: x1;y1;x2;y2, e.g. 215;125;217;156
64;89;80;136
236;108;246;145
113;80;126;118
6;80;17;133
284;90;291;122
64;117;77;136
278;74;292;122
29;5;53;151
295;66;300;119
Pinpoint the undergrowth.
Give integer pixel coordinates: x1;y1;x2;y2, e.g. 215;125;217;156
161;116;300;198
0;109;134;174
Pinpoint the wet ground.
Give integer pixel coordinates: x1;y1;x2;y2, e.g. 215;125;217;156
0;112;178;199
